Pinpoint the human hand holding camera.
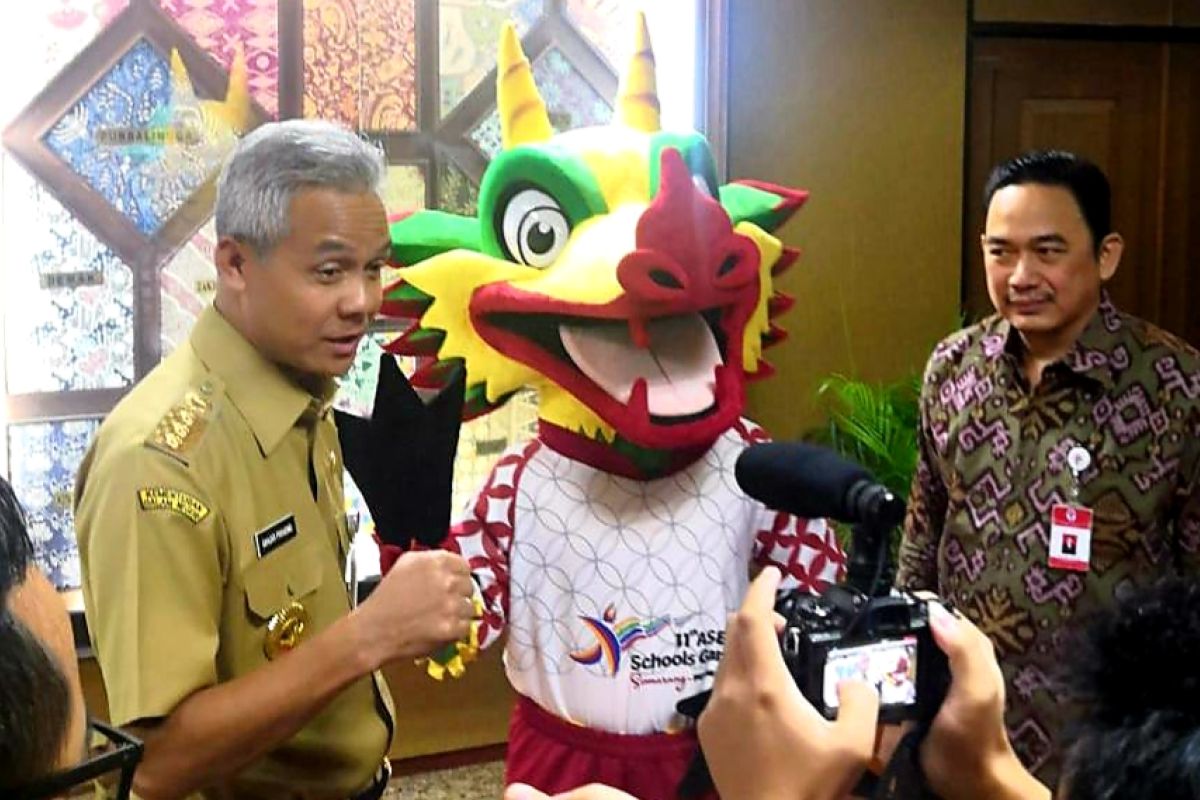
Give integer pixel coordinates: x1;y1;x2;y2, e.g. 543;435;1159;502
919;604;1051;800
697;569;1049;800
698;566;880;800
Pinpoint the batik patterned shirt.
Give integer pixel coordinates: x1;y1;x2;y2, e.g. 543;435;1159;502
896;296;1200;786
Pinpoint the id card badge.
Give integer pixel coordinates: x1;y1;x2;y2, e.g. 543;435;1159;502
1049;504;1093;572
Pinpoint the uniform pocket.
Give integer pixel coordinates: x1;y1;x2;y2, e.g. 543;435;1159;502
243;541;324;621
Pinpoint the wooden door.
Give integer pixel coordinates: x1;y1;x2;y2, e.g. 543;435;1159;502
1162;43;1200;347
965;38;1199;345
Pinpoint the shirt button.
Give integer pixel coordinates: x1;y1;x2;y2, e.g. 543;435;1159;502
199;380;213;395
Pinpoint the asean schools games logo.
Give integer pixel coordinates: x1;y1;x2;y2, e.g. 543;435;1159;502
569;603;670;676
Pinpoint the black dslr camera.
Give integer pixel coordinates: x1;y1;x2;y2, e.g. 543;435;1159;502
776;582;947;726
737;442;950;728
676;442;951;799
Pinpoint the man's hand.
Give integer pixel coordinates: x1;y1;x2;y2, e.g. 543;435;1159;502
352;550;476;668
921;603;1051;800
698;567;878;800
503;783;639;800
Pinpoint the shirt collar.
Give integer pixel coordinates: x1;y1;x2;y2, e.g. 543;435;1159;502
190;305;336;455
994;291;1124;390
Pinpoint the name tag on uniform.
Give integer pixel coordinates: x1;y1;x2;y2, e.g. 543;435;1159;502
255;515;298;559
1048;504;1092;572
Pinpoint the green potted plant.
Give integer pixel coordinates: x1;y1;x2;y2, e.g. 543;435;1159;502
806;372;922;553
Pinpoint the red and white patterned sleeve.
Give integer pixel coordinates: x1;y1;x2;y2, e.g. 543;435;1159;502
751;509;846;593
734;420;848;593
442;441;537;649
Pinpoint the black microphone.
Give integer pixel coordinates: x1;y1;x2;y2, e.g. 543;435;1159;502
734;441;906;530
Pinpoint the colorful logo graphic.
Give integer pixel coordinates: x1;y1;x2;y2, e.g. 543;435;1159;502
570;603;670;676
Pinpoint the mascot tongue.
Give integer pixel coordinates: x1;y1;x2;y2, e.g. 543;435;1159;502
559;314;722;417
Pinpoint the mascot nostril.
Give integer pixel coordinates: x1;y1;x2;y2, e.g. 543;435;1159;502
649;268;684;290
616;252;691;305
376;12;845;799
713;244;760;290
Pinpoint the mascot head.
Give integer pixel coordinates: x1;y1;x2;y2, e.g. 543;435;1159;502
385;14;804;461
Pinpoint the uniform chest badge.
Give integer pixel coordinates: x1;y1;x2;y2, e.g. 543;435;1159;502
264;601;310;659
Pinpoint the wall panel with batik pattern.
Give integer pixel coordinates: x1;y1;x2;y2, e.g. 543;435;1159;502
1;0;713;587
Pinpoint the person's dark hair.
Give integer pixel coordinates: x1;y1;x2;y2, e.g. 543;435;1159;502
0;476;31;602
983;150;1112;254
0;476;73;790
1058;576;1200;800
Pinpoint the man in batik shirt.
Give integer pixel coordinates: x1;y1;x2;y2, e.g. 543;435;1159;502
896;150;1200;786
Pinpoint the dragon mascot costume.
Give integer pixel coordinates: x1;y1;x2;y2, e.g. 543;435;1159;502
375;16;846;799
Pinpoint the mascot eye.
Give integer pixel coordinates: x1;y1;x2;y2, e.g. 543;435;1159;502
501;188;571;269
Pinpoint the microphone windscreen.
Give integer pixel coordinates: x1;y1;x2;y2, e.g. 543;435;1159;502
734;441;870;520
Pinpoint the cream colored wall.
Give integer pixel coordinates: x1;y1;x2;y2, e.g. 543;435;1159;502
727;0;968;438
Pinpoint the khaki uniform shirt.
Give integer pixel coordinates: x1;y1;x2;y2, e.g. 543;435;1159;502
76;306;394;799
897;296;1200;786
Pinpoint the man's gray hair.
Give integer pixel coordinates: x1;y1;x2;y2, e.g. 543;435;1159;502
215;119;387;253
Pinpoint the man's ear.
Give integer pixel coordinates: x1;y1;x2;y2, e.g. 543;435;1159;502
214;237;250;290
1097;233;1124;282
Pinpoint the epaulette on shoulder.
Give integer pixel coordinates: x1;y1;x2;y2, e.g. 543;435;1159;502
144;380;220;465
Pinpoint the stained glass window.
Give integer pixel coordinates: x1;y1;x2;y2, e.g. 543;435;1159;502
160;218;218;356
468;47;612;159
302;0;418;131
436;159;478;217
0;2;130;124
569;0;700;131
44;40;189;236
1;0;713;586
160;0;281;118
2;161;136;394
439;0;543;116
384;163;427;214
565;0;636;68
6;418;102;590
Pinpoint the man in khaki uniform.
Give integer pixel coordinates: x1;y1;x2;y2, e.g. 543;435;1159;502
75;120;476;800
